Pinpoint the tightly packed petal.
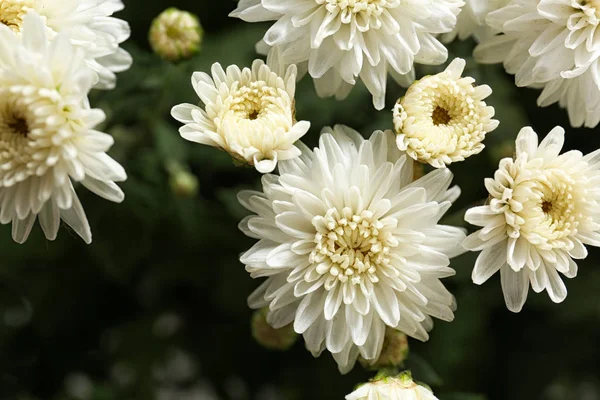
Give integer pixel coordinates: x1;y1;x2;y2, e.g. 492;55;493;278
171;48;309;173
0;0;132;89
393;58;498;168
464;126;600;312
230;0;464;110
474;0;600;128
0;13;127;243
238;125;465;373
346;372;439;400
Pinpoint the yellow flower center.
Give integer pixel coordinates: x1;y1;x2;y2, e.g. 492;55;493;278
319;0;394;27
0;0;33;33
310;207;397;290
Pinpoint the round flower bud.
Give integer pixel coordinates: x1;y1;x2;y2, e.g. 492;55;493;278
251;308;298;351
169;170;199;198
359;328;409;370
149;8;203;62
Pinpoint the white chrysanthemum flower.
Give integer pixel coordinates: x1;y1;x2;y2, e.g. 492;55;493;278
230;0;464;110
463;126;600;312
393;58;498;168
149;8;203;62
238;125;465;373
0;13;127;244
346;372;438;400
0;0;132;89
474;0;600;127
538;68;600;129
171;48;310;173
441;0;510;43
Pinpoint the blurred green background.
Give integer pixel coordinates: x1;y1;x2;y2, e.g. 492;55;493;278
1;1;599;399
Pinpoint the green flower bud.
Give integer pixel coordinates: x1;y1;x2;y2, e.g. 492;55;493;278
149;8;203;62
251;308;298;351
359;328;409;370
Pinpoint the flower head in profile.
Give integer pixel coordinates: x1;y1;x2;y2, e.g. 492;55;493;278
171;48;310;173
0;13;127;243
474;0;600;127
347;372;438;400
149;8;203;62
393;58;498;168
0;0;132;89
230;0;464;110
238;125;465;373
464;126;600;312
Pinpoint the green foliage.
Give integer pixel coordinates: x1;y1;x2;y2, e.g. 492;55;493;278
0;1;599;400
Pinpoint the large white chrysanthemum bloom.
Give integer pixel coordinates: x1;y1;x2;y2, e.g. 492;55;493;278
393;58;498;168
474;0;600;127
346;372;438;400
171;48;310;173
441;0;509;43
0;13;127;244
238;125;465;373
230;0;464;110
0;0;132;89
463;126;600;312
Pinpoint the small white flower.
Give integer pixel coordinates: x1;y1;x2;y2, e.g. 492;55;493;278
0;0;132;89
393;58;498;168
230;0;464;110
441;0;510;43
149;8;203;62
0;13;127;244
238;125;465;373
464;126;600;312
474;0;600;127
171;48;310;173
346;372;438;400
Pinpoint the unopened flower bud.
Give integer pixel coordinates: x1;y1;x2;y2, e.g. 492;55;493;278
149;8;203;62
359;328;409;370
251;308;297;351
169;169;199;198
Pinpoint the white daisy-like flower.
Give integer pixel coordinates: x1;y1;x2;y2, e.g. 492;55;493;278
0;13;127;244
393;58;498;168
171;48;310;173
230;0;464;110
238;125;465;373
463;126;600;312
474;0;600;127
441;0;510;43
0;0;132;89
346;372;438;400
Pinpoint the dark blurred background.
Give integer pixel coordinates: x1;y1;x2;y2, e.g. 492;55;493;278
0;1;599;399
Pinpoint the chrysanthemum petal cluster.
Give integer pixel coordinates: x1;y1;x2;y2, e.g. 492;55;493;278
475;0;600;127
230;0;464;110
346;372;439;400
0;0;132;89
0;13;127;243
238;125;465;373
464;126;600;312
171;48;310;173
393;58;498;168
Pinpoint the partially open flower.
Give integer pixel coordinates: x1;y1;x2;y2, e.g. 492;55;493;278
171;48;310;173
464;126;600;312
347;372;438;400
149;8;203;62
394;58;498;168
